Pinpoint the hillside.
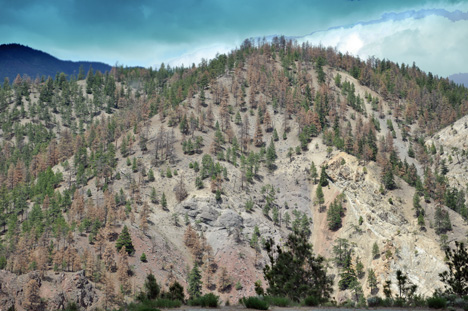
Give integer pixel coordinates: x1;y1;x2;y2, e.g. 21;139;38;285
0;44;111;83
0;39;468;310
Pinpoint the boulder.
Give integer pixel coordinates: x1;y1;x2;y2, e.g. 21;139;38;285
217;210;243;228
199;207;219;225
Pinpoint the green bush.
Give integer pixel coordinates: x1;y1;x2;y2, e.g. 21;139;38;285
303;295;320;307
151;298;182;308
64;302;79;311
367;296;383;307
393;298;406;307
188;293;219;307
427;297;447;309
341;300;355;308
241;296;269;310
264;296;291;307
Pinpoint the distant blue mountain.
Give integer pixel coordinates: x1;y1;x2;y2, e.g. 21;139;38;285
449;73;468;87
0;43;111;82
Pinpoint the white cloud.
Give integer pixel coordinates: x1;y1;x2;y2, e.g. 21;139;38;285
165;43;236;68
297;13;468;77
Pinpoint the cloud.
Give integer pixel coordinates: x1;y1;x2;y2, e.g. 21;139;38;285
296;8;468;77
0;0;467;76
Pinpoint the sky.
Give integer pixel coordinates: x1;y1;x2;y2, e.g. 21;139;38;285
1;0;467;77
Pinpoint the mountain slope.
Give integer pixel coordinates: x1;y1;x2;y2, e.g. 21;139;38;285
1;39;468;309
0;43;111;82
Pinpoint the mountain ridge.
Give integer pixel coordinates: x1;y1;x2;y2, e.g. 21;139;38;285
0;43;111;82
449;72;468;87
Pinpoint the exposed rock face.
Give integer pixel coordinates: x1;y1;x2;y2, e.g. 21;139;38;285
315;152;466;298
0;270;98;311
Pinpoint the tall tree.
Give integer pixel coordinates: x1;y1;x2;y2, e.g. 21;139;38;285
440;241;468;297
144;273;160;299
188;263;203;299
264;228;332;302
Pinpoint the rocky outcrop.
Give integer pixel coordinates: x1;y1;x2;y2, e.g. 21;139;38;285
0;270;98;310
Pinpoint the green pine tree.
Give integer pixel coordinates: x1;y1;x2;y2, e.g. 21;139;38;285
367;268;378;293
148;169;155;182
316;184;325;205
264;229;333;302
266;138;277;171
115;225;134;254
161;192;167;209
319;166;329;187
188;263;203;299
151;187;158;203
144;273;160;299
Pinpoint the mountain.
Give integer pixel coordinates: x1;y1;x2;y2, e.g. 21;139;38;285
1;39;468;309
0;43;111;82
449;72;468;87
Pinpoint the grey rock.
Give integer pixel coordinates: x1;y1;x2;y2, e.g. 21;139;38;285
199;207;219;225
217;210;243;228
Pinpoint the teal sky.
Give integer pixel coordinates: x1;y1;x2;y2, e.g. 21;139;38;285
1;0;467;76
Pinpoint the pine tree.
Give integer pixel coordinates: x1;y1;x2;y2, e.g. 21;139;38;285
327;199;343;231
103;242;117;272
168;281;185;302
316;184;325;206
382;165;396;190
161;192;168;210
355;257;364;278
367;268;378;293
151;187;158;203
372;242;380;259
440;241;468;297
115;225;134;254
148;168;155;182
117;246;131;295
266;138;277;171
253;116;263;147
319;166;328;187
103;272;116;310
188;263;203;299
264;110;272;132
273;128;279;141
264;229;332;302
144;273;160;299
310;161;318;184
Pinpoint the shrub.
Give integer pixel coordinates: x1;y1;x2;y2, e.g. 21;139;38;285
151;298;182;308
341;300;355;308
303;295;320;307
265;296;291;307
241;297;269;310
367;296;383;307
188;293;219;308
64;302;79;311
427;297;447;309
